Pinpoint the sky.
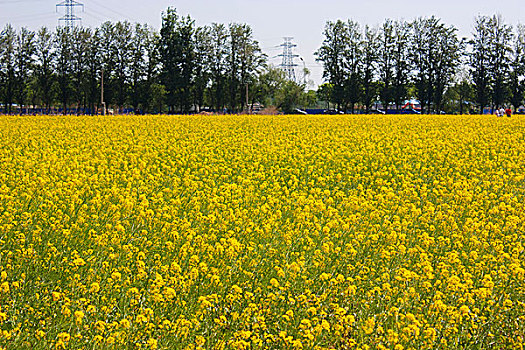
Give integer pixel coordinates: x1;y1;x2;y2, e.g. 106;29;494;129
0;0;523;86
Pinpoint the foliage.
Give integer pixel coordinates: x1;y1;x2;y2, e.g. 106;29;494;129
1;13;525;114
508;24;525;111
0;115;524;349
410;17;461;114
159;8;195;114
315;20;349;111
275;80;308;114
316;16;525;113
0;8;265;115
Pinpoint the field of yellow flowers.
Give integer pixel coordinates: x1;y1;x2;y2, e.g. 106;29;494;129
0;115;524;350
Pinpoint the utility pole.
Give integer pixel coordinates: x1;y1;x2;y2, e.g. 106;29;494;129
279;37;299;82
101;69;106;115
246;84;250;114
56;0;84;28
300;57;307;86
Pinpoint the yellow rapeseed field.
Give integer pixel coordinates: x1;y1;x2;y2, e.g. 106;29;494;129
0;115;524;350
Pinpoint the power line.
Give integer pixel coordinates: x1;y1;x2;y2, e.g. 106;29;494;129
83;11;108;23
0;0;48;4
0;11;54;21
88;0;137;22
0;13;56;25
4;0;142;26
86;7;121;22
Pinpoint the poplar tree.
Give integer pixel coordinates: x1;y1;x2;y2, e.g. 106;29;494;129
113;21;133;112
315;20;350;111
159;7;195;113
84;28;101;113
509;24;525;110
208;23;229;111
14;27;35;113
487;15;513;109
193;26;211;112
0;25;17;113
361;25;379;113
411;17;460;114
129;23;149;113
34;27;55;111
378;19;395;111
54;26;73;113
99;22;116;110
343;20;362;114
70;27;91;111
392;21;411;110
470;16;493;113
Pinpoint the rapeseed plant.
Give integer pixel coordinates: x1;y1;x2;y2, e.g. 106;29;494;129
0;115;523;349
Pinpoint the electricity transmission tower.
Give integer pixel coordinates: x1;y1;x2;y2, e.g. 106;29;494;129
56;0;84;28
279;37;299;82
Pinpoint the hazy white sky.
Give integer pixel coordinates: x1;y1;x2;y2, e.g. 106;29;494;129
1;0;523;85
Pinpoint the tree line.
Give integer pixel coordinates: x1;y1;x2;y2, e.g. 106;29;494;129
316;15;525;114
1;11;525;115
0;8;309;115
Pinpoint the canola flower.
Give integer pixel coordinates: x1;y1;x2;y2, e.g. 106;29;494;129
0;114;524;349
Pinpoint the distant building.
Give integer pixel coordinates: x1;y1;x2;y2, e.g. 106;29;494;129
401;100;422;111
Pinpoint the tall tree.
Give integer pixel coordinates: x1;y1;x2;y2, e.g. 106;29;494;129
226;23;241;112
54;26;73;113
0;29;3;110
411;17;460;114
34;27;55;111
0;25;17;114
14;27;35;114
362;25;380;113
99;22;116;111
509;24;525;110
232;23;265;112
470;16;493;114
159;8;195;113
112;21;133;112
411;17;435;114
432;24;462;113
84;28;101;114
487;15;513;109
193;26;211;112
378;19;396;111
392;20;411;110
343;20;362;113
316;20;350;111
207;23;228;111
71;26;91;112
129;23;149;113
142;29;161;113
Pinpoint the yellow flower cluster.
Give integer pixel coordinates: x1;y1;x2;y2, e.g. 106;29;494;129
0;115;524;349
